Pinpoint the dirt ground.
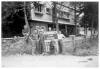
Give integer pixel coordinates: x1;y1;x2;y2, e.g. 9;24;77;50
2;55;98;67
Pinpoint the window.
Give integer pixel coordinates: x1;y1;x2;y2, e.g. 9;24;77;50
63;12;70;18
66;13;70;18
58;11;70;18
46;8;50;12
34;2;43;12
58;11;63;18
46;8;51;15
66;19;70;22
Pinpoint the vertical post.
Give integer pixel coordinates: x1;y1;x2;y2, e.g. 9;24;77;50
65;25;67;36
56;20;59;32
72;35;76;52
70;35;75;52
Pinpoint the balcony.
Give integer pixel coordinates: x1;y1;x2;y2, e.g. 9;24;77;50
59;18;70;22
34;11;43;16
57;10;70;21
58;15;70;22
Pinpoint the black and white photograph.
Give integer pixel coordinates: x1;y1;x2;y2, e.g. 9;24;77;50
1;0;99;68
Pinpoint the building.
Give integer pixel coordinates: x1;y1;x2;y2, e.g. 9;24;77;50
29;2;75;36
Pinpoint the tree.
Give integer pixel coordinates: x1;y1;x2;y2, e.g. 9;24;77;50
23;2;31;40
2;2;24;24
52;2;59;32
69;2;98;36
81;2;98;35
69;2;84;35
2;2;31;38
2;2;24;37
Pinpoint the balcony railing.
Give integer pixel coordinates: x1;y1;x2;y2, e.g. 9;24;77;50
34;10;43;16
58;15;70;22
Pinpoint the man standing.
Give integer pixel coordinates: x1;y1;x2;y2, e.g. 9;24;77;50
38;31;46;55
30;29;39;55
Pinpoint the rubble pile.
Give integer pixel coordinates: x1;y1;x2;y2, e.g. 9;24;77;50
2;38;34;56
73;38;98;56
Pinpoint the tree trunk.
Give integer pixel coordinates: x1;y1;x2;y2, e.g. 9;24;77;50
74;2;77;35
52;2;59;32
23;2;31;40
84;23;87;35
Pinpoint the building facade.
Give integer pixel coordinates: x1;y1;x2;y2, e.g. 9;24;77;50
29;2;75;36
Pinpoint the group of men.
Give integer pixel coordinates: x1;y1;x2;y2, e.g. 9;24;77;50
22;25;60;55
30;29;60;55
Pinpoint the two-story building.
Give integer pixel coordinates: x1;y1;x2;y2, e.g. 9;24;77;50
28;2;75;36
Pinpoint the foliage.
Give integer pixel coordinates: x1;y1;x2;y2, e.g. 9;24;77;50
81;2;98;30
2;2;24;24
69;2;84;22
2;2;31;38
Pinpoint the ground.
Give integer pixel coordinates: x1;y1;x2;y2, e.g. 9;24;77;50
2;55;98;67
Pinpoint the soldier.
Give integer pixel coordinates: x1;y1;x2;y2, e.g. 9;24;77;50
31;29;39;55
38;31;46;55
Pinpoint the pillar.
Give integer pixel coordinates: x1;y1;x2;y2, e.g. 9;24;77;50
65;25;67;35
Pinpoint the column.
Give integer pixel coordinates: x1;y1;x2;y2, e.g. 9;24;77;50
65;25;67;35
